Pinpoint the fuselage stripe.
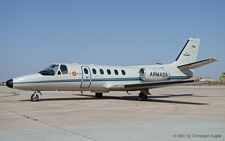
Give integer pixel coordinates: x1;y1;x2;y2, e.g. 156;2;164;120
13;76;191;85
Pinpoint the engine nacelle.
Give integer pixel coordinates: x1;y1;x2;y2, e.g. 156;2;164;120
139;67;170;81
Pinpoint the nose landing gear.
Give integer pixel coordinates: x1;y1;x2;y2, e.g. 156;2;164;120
31;91;42;101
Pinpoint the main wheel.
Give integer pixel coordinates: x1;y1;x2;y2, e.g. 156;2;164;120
95;93;103;98
31;93;39;101
139;92;147;101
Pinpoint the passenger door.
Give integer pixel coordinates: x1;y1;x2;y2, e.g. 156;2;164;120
80;66;91;88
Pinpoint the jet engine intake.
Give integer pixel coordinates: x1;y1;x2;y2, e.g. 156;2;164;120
139;68;170;81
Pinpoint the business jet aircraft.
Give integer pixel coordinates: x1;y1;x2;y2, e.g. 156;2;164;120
6;38;216;101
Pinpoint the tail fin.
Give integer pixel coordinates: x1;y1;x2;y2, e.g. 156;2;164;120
174;38;200;66
171;38;217;78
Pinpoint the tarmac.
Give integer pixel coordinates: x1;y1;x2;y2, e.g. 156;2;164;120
0;86;225;141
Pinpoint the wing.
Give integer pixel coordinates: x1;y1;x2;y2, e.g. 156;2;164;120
109;80;194;91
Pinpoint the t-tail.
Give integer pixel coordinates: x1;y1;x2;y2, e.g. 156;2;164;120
170;37;217;79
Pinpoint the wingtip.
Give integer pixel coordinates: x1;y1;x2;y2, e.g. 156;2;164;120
210;58;218;62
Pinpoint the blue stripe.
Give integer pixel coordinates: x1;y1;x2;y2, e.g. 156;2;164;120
14;77;140;84
93;77;140;82
14;76;191;85
169;76;192;79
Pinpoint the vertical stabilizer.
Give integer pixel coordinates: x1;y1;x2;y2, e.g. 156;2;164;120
174;38;200;66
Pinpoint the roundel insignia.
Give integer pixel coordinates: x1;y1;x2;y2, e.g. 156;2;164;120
72;71;76;76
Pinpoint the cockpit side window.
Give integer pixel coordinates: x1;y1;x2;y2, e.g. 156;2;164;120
39;64;59;75
57;70;62;75
60;65;68;74
52;65;58;74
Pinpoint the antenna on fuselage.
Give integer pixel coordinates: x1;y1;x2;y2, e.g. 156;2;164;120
150;40;185;64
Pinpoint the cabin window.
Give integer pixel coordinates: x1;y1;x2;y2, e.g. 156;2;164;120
121;70;126;75
84;68;88;74
100;69;104;75
92;68;97;74
60;65;68;74
107;69;111;75
114;69;118;75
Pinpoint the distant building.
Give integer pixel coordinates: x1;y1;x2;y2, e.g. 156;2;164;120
189;76;199;81
189;76;215;81
199;76;212;81
220;72;225;81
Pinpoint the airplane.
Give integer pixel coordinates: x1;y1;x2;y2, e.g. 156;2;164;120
5;38;217;101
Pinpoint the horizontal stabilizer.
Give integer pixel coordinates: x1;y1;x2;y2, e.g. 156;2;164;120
177;58;217;69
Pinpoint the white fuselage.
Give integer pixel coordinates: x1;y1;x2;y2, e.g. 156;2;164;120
11;63;191;92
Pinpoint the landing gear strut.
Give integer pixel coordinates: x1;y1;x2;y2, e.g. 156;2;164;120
95;93;103;98
139;92;148;101
31;91;41;101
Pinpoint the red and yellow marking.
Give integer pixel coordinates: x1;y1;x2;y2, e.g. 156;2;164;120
72;71;76;76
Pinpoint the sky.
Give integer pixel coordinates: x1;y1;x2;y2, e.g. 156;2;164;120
0;0;224;81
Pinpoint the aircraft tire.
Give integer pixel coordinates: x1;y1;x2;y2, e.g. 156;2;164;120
95;93;103;98
31;93;39;101
139;92;147;101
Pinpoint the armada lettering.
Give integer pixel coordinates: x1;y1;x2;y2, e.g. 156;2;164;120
150;72;168;77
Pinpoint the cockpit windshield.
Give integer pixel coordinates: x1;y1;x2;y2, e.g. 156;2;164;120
39;64;59;75
39;64;68;76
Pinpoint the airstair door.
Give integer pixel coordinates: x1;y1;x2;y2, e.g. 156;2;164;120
80;66;91;88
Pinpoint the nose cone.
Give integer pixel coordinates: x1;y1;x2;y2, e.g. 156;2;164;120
6;79;13;88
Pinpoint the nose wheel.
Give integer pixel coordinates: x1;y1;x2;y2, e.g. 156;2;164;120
31;91;41;101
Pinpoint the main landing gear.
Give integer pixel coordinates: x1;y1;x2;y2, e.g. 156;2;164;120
94;91;149;101
139;92;148;101
31;91;42;101
95;93;103;98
